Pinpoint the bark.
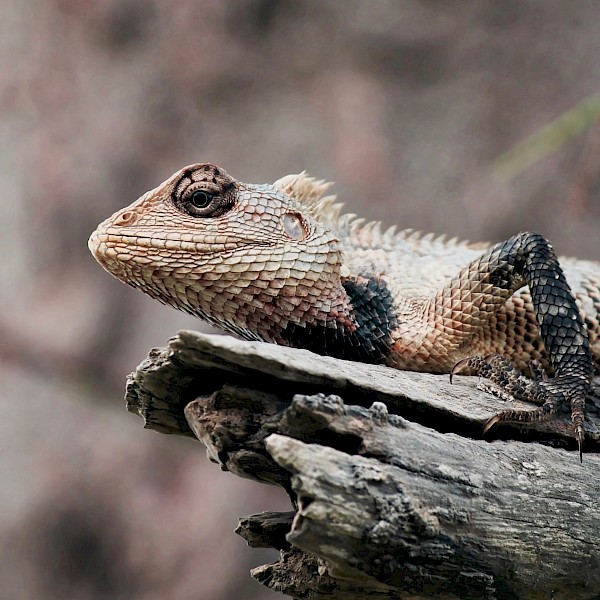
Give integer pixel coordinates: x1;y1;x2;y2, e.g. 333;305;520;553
126;330;600;600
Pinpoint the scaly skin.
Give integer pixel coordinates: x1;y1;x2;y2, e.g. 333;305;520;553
89;163;600;453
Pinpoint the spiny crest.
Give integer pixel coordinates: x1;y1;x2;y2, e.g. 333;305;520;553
272;172;340;217
272;172;485;252
272;172;365;228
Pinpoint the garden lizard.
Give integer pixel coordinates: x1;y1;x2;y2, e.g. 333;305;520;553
89;163;600;454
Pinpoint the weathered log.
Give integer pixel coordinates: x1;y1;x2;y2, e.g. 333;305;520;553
126;330;600;599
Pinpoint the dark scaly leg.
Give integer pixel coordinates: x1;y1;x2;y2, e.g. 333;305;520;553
451;355;550;405
442;232;592;456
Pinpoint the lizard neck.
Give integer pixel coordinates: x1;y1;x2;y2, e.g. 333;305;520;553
278;273;398;364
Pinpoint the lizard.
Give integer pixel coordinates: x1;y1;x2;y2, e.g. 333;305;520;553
89;163;600;456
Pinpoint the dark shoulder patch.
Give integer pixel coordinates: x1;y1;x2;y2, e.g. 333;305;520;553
281;275;398;364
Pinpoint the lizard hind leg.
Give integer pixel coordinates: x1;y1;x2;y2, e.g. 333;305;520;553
440;232;592;459
452;354;585;458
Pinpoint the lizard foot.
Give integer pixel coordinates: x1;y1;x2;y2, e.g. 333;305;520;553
451;354;586;460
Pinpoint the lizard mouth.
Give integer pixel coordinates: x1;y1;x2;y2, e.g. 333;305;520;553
89;227;262;254
88;227;269;277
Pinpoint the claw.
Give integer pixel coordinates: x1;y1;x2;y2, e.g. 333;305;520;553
483;414;501;435
450;357;472;384
576;426;584;463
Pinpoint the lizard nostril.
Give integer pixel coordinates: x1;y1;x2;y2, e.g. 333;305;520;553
114;210;136;226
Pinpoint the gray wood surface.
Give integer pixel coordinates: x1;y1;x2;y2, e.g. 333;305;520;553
126;330;600;599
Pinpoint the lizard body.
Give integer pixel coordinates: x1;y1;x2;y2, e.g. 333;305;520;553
89;163;599;450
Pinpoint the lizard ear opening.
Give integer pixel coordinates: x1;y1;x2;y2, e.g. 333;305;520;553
283;212;308;241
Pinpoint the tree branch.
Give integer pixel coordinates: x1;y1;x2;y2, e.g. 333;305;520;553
125;330;600;599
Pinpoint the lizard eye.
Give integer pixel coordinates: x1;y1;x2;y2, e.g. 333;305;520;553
173;167;236;218
191;190;213;209
181;187;222;217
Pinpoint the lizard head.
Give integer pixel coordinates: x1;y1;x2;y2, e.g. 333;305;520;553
88;163;346;339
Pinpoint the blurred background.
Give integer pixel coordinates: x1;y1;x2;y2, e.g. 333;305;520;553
1;1;599;598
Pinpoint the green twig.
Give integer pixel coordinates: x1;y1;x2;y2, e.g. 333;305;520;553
492;92;600;181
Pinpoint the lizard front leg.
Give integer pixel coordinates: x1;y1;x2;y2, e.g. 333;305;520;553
430;232;592;453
